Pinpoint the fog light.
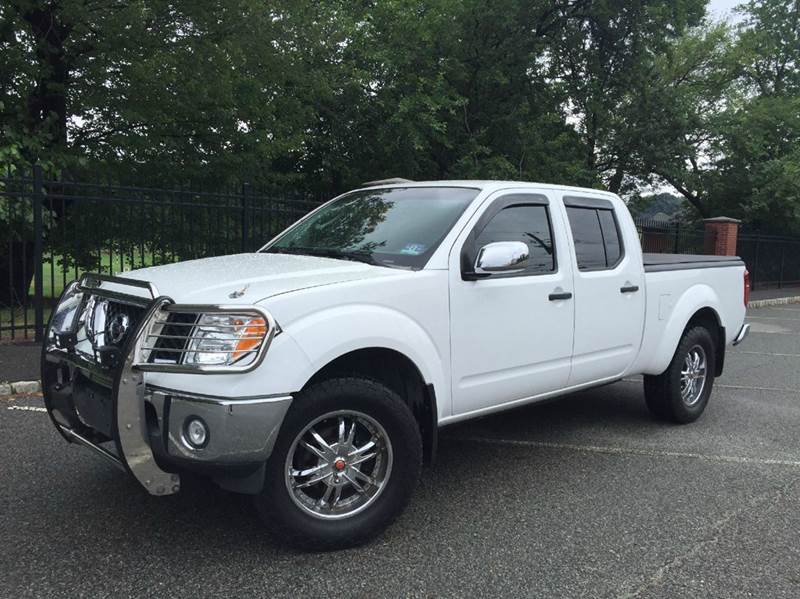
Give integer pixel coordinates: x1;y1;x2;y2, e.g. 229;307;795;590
185;418;208;448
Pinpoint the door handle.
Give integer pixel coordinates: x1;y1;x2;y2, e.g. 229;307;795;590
620;285;639;294
548;292;573;301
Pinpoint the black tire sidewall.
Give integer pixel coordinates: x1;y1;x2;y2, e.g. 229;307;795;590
666;326;716;423
256;377;422;549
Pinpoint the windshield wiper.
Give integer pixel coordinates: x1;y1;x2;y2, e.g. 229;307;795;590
266;246;380;266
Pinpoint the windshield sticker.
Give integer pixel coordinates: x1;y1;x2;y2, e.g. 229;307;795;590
400;243;427;255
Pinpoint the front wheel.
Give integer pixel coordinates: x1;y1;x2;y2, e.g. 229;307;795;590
255;377;422;550
644;325;716;424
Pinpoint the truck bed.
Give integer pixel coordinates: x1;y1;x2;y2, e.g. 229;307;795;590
643;253;745;273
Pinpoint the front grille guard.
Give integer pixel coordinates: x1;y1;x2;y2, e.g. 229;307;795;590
44;273;279;495
44;274;180;495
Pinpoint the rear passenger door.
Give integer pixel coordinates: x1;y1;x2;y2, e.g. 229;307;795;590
563;195;645;386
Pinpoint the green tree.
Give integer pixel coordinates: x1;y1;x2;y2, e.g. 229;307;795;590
623;24;737;218
548;0;708;193
713;0;800;231
627;0;799;229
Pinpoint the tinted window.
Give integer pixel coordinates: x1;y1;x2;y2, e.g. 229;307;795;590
566;206;624;270
265;187;478;269
566;207;606;269
598;209;622;265
474;205;555;274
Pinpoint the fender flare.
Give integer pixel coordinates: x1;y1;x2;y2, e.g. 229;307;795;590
285;304;450;419
643;284;723;375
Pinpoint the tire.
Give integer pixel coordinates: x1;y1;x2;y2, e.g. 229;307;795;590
644;325;716;424
255;377;422;550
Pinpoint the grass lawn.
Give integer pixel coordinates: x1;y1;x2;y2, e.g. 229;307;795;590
1;251;162;340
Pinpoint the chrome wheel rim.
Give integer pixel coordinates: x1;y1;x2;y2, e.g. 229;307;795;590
680;344;707;407
285;410;393;520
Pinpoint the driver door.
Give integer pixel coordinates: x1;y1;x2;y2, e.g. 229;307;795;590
449;191;575;416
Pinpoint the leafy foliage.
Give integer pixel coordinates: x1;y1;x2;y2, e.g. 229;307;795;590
1;0;799;231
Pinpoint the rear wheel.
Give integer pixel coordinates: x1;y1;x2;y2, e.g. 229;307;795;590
644;325;716;423
255;377;422;550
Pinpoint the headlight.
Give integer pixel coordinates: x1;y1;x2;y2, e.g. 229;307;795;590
184;313;269;367
49;282;84;339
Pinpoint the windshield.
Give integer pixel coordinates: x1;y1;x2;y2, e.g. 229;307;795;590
263;187;479;269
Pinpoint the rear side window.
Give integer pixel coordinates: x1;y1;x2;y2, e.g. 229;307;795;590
597;209;622;265
566;205;624;270
473;204;555;275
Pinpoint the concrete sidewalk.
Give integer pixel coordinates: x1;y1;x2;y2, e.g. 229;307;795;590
750;286;800;301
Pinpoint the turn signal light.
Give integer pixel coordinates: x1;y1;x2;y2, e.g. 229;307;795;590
232;317;268;361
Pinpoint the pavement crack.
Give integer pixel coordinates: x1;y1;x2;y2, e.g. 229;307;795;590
615;480;796;599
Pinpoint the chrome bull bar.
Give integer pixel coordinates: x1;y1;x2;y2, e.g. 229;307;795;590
42;274;181;496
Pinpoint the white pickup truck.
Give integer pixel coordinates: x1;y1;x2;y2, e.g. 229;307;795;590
42;181;749;549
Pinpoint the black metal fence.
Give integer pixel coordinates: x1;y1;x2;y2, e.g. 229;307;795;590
4;172;800;342
737;232;800;290
1;167;320;342
633;217;711;255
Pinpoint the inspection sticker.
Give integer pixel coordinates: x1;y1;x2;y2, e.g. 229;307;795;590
400;243;426;255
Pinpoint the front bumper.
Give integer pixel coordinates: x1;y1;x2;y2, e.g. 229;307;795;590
42;274;292;496
144;387;291;465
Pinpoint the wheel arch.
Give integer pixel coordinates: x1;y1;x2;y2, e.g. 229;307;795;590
303;347;438;464
643;282;727;376
685;306;726;376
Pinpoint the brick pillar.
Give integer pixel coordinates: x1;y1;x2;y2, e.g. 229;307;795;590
704;216;741;256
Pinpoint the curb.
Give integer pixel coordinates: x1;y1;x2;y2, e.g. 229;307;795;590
748;295;800;308
0;380;42;398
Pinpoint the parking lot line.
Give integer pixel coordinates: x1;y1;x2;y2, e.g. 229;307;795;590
746;315;800;321
715;382;800;392
448;436;800;468
622;378;799;394
736;350;800;358
739;328;796;335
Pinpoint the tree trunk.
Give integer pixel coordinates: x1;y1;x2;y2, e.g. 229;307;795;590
21;3;72;157
7;5;73;306
0;241;36;306
607;166;624;193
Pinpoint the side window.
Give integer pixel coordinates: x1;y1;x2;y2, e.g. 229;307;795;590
473;204;555;275
565;207;606;270
566;205;624;270
597;209;622;265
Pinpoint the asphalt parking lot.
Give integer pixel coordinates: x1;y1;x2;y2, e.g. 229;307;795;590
2;305;799;598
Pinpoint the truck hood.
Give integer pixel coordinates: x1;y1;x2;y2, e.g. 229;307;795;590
119;253;397;303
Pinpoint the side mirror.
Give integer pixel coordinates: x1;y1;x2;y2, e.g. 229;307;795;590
474;241;529;275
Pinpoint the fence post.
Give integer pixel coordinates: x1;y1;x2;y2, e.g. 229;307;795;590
753;235;760;289
32;165;44;342
241;182;250;253
703;216;740;256
673;222;680;254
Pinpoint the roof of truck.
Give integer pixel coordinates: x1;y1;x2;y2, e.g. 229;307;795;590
357;179;618;198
